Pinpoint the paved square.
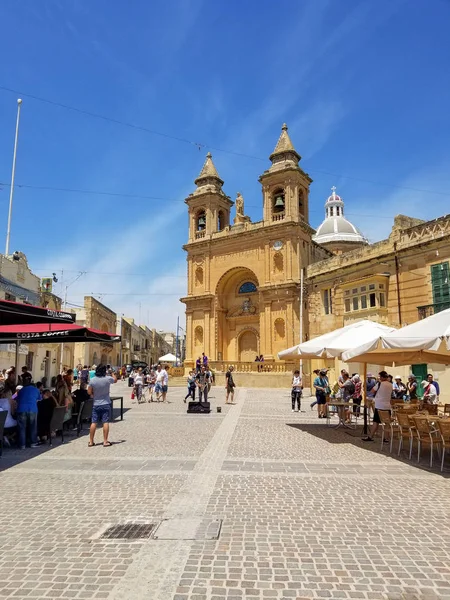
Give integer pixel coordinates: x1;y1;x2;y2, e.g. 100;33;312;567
1;383;449;599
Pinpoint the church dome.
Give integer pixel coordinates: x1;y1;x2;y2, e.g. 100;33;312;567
313;187;367;247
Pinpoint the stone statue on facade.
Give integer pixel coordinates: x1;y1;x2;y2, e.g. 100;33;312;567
234;192;251;225
236;192;244;216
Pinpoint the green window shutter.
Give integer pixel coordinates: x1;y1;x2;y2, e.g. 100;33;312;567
431;262;450;308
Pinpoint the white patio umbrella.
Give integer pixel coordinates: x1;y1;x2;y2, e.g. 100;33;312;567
341;308;450;365
278;320;396;360
158;352;177;362
278;320;397;435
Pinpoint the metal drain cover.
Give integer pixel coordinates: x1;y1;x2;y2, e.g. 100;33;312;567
101;523;157;540
153;518;222;540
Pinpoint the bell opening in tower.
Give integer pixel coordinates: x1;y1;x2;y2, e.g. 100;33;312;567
273;189;285;214
197;210;206;231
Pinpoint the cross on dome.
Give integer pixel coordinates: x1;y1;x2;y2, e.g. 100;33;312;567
312;186;367;249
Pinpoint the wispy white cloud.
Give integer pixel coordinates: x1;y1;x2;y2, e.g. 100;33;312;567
40;202;186;331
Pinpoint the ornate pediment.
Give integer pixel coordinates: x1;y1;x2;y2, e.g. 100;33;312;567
227;298;258;318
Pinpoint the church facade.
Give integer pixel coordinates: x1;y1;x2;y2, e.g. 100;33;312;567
181;124;330;368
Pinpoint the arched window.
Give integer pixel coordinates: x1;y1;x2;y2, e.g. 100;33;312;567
238;282;257;294
217;210;225;231
272;188;285;214
196;210;206;231
336;207;340;216
298;189;304;216
330;207;333;217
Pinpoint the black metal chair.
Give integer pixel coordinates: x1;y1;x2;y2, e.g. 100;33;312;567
48;406;67;446
77;399;93;436
0;410;8;457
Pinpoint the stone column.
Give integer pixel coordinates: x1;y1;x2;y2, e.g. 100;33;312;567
185;312;193;363
287;299;295;349
204;310;211;357
286;240;293;282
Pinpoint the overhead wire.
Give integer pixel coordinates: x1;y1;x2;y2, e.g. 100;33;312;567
0;179;435;220
0;83;448;198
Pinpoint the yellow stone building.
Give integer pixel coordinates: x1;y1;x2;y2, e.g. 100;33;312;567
182;124;450;396
307;213;450;397
181;124;329;369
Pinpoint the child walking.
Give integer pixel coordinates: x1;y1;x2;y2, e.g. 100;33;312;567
291;369;303;412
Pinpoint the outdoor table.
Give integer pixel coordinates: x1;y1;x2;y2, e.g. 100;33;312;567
110;396;124;422
326;401;357;429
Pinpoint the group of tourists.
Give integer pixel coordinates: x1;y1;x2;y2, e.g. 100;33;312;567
308;367;442;441
187;354;236;405
130;364;169;403
0;363;118;449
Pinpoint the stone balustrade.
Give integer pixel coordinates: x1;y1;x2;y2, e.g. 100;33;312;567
208;360;296;373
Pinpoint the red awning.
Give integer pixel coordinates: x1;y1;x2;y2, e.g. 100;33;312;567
0;323;120;344
0;298;76;325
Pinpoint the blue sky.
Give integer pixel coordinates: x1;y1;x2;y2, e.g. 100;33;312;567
0;0;449;330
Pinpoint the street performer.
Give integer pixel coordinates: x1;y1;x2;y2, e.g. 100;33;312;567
195;364;211;403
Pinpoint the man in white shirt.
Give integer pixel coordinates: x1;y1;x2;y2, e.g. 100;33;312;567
362;371;393;442
155;365;169;402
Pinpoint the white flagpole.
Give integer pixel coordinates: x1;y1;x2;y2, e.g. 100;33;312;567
5;99;23;256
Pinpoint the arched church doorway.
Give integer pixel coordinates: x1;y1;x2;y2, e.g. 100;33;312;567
215;266;259;362
238;330;258;362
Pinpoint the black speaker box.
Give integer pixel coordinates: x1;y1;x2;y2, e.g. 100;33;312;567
187;401;211;414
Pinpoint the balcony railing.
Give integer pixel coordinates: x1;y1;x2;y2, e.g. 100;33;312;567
208;360;295;374
195;230;206;239
418;301;450;319
272;212;285;222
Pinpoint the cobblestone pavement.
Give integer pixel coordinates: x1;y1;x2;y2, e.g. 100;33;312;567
1;383;450;599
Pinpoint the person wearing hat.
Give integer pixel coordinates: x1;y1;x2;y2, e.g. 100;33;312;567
362;371;393;442
313;369;330;419
406;374;417;401
392;375;406;401
422;379;438;406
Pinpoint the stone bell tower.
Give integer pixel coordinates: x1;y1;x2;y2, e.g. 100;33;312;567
186;152;233;242
259;123;311;225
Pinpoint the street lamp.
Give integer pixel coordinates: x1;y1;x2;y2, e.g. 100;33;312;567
5;99;23;256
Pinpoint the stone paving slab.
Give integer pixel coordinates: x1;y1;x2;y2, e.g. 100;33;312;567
1;383;450;600
220;460;420;477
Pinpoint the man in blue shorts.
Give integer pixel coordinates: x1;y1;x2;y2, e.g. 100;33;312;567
88;364;117;447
